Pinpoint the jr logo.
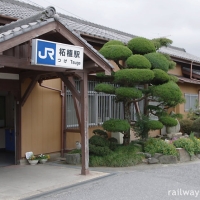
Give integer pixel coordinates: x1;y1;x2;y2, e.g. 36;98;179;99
37;40;56;66
38;48;54;60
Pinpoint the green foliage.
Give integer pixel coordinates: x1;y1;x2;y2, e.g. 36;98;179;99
168;74;178;83
94;83;115;94
169;60;176;70
115;87;142;99
92;129;108;138
126;54;151;69
89;135;110;147
144;52;169;72
146;120;163;130
114;69;154;85
187;99;200;120
89;144;112;156
127;37;156;55
192;118;200;132
144;138;178;156
159;116;178;127
108;137;118;150
179;119;193;134
89;144;144;167
173;138;195;156
151;37;173;50
150;81;184;107
99;45;132;61
152;69;170;84
68;149;81;154
96;72;115;78
103;40;125;47
190;133;200;154
102;118;130;132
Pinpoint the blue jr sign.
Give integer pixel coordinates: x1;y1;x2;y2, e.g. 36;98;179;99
31;39;83;69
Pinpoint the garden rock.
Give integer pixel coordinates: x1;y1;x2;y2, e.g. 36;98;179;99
191;155;198;161
66;153;81;165
144;153;151;158
158;155;177;164
148;157;159;164
196;154;200;159
153;153;163;159
176;148;190;162
167;132;182;139
166;119;180;134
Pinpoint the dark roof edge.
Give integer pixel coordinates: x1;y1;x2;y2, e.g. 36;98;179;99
0;6;57;34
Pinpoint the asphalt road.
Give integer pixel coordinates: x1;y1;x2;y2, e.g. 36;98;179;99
25;161;200;200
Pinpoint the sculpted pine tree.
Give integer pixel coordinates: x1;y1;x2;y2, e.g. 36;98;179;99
95;37;184;145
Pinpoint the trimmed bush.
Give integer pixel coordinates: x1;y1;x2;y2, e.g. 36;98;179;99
92;129;108;138
146;120;164;130
103;119;130;132
152;69;170;84
103;40;125;47
89;135;109;147
192;118;200;132
150;81;184;107
126;54;151;69
145;52;169;72
114;69;155;85
99;45;132;60
173;138;195;156
179;119;193;134
159;116;178;127
127;37;156;55
94;83;115;94
89;144;112;156
144;138;178;156
169;74;178;83
190;133;200;154
115;87;142;99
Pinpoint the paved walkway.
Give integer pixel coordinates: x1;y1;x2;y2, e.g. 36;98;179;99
0;162;109;200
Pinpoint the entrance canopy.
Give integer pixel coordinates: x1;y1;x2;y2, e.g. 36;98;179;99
0;6;114;175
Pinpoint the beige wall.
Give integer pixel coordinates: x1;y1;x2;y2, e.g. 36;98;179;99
168;63;182;76
21;78;62;157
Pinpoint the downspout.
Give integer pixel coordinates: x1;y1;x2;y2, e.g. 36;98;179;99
190;61;193;79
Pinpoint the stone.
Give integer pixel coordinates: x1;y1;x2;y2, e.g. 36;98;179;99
167;132;182;139
158;155;177;164
148;157;159;164
144;153;151;158
166;119;180;134
196;154;200;159
191;155;198;161
66;153;81;165
176;148;190;162
153;153;163;159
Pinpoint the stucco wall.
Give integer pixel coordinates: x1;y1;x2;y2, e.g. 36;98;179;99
21;78;62;157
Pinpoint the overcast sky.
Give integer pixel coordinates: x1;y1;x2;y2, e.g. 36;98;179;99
23;0;200;57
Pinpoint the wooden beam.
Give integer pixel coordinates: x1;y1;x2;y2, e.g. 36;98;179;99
57;72;81;101
21;74;40;106
80;72;89;175
68;76;81;128
0;21;57;52
65;128;81;133
0;55;28;67
56;23;112;75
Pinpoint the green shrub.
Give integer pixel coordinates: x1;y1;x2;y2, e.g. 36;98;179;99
89;144;144;167
179;119;193;134
89;144;112;156
115;87;142;99
159;116;178;127
173;138;195;156
114;69;155;85
126;55;151;69
103;40;125;47
89;135;109;147
108;137;119;151
92;129;108;138
152;69;170;84
144;138;178;156
192;118;200;132
144;52;169;72
102;119;130;132
190;133;200;154
99;45;132;60
94;83;115;94
168;74;178;83
128;37;156;55
146;120;163;130
68;149;81;154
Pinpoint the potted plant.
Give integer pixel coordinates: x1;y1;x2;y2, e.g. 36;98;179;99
27;154;39;165
38;154;50;164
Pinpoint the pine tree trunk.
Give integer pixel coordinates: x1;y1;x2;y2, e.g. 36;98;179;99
123;101;131;145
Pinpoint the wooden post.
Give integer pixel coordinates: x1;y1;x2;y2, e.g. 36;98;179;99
80;72;89;175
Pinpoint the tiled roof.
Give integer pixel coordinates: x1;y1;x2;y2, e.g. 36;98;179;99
159;46;200;63
176;75;200;85
1;0;200;64
0;6;114;70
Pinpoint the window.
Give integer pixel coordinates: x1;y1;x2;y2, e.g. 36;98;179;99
184;93;198;112
0;96;5;127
